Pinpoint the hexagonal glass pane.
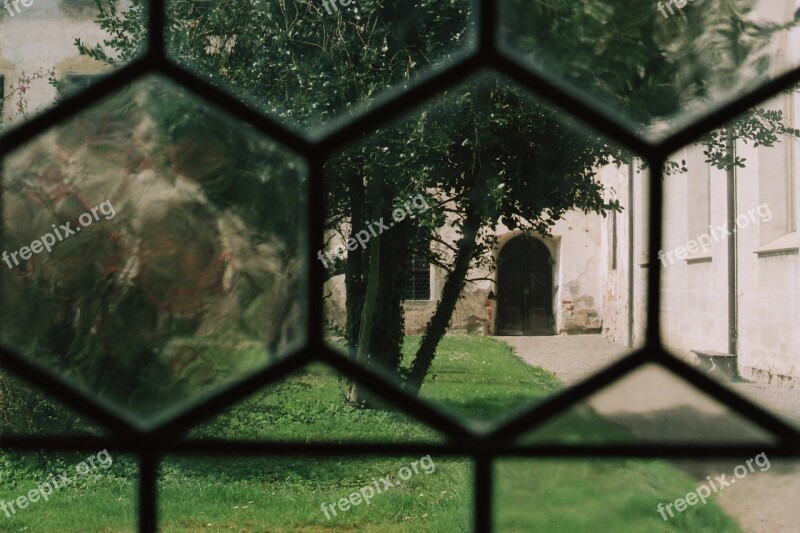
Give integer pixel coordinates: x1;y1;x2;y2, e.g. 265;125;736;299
0;450;137;530
187;363;444;443
495;458;798;531
0;75;307;423
518;364;776;445
323;71;648;430
660;92;800;432
0;0;147;131
0;369;103;436
499;0;800;138
165;0;475;134
159;454;472;531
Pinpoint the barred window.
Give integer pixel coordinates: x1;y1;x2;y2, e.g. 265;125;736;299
403;253;431;301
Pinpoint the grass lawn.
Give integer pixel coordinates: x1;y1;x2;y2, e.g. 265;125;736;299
0;335;741;532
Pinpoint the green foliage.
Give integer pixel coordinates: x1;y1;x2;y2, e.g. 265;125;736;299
75;0;146;65
419;75;623;236
502;0;800;170
0;68;56;126
0;450;138;492
702;107;800;170
0;373;90;435
77;0;469;127
503;0;788;122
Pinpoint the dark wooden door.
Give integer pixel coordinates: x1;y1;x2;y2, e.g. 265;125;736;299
496;236;554;335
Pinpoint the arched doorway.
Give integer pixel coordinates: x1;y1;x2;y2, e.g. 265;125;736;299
495;235;554;335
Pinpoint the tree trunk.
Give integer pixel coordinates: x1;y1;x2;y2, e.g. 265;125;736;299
406;208;482;395
368;216;409;378
344;173;367;347
346;182;410;406
347;234;381;404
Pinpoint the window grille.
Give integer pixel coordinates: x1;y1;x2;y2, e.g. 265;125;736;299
0;2;799;532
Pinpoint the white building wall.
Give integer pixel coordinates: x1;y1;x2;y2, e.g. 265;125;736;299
736;93;800;386
607;0;800;385
0;1;115;126
595;160;648;349
597;163;632;346
735;1;800;385
627;97;800;385
400;214;605;337
660;146;730;362
549;211;603;334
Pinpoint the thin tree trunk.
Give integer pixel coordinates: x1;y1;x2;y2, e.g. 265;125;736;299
344;172;367;346
368;218;409;378
347;234;380;404
406;208;482;395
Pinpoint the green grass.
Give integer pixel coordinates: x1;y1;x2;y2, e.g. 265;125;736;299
412;335;561;430
0;335;741;532
495;459;740;532
187;363;442;443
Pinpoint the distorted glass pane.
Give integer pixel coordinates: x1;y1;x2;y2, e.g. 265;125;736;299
495;458;798;532
0;370;102;436
500;1;800;138
700;458;800;532
323;71;647;429
159;455;471;531
660;94;800;432
188;363;443;443
0;450;137;532
0;75;307;422
165;0;475;133
519;364;775;445
0;0;147;131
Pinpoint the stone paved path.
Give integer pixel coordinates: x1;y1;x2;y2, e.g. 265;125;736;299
498;334;800;533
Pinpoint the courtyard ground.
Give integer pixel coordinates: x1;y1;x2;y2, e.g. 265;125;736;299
500;334;800;533
0;335;740;532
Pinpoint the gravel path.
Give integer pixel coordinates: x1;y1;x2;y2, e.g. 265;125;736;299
498;334;800;533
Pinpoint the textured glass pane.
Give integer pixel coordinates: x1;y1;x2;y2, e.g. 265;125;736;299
323;72;646;428
165;0;475;133
519;364;775;445
187;363;443;443
0;370;102;436
0;0;147;131
660;95;800;432
159;455;471;531
495;458;798;531
0;450;137;532
500;1;800;138
1;75;307;422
